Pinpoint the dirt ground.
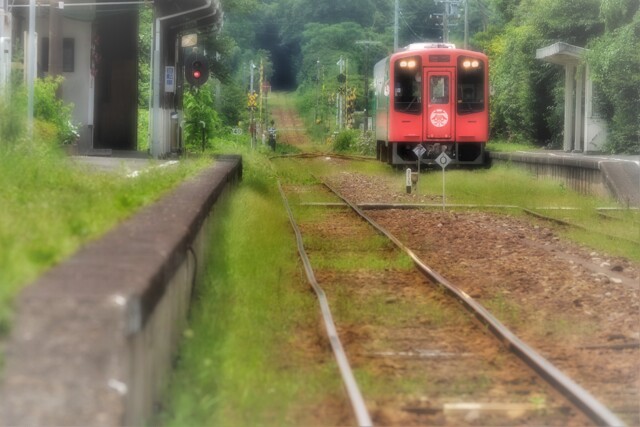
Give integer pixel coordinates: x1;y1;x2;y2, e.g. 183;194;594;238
271;101;639;426
323;167;640;426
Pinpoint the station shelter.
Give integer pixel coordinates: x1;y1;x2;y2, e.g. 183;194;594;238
536;42;608;153
0;0;222;158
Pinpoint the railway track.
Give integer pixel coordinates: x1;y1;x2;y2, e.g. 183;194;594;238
277;173;626;426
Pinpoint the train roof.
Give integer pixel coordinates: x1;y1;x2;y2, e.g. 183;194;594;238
391;43;488;60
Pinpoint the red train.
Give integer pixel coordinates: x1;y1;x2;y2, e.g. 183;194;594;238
373;43;489;166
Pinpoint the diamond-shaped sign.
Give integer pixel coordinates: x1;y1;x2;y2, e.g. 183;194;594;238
436;152;451;169
413;145;427;159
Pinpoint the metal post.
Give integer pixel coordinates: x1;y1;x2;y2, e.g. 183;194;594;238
49;0;62;78
250;61;256;148
249;61;255;93
27;0;36;133
442;167;446;211
315;59;320;122
356;40;380;133
464;0;469;49
394;0;399;51
443;2;449;43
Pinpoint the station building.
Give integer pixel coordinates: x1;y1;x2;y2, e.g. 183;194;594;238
0;0;222;158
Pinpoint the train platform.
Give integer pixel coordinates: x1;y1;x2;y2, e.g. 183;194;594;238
489;149;640;207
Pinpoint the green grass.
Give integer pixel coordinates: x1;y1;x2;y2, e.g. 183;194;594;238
159;144;346;427
309;160;639;261
0;145;208;336
159;126;638;425
487;139;540;152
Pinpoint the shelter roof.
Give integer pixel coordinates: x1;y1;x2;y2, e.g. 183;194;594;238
9;0;223;32
536;42;586;66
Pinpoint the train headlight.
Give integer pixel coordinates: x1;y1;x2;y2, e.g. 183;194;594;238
399;60;408;68
471;60;479;68
407;59;417;68
462;60;471;68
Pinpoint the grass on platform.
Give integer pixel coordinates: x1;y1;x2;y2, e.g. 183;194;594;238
0;144;208;337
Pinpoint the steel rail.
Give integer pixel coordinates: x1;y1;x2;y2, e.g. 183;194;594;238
277;182;373;427
321;179;626;427
298;201;640;246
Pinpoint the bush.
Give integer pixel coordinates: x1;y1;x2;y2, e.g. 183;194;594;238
33;76;78;145
332;129;358;152
183;82;223;151
587;11;640;154
0;94;26;146
332;128;374;156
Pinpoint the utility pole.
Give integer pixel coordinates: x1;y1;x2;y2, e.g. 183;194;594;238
394;0;399;51
464;0;469;49
434;0;462;45
315;59;320;122
0;0;11;96
443;2;449;42
49;0;62;78
356;40;381;133
337;56;345;130
27;0;36;132
249;61;256;148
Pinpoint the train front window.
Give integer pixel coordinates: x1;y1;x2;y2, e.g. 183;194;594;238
429;76;449;104
394;56;422;114
457;57;485;114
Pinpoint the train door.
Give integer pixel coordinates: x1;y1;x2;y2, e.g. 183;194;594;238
425;69;454;140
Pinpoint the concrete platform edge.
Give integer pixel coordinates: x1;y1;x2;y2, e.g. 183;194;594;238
0;155;243;426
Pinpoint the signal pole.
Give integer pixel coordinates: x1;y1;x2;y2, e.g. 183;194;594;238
434;0;463;44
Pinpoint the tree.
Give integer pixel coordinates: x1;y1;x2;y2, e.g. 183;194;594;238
476;0;606;145
587;8;640;153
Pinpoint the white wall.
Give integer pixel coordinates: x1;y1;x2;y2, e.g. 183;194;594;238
36;16;92;133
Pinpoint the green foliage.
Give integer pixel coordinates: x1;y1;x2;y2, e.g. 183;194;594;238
475;0;639;151
600;0;639;30
294;88;332;143
333;128;358;152
485;24;552;142
183;83;223;151
299;22;365;85
525;0;603;46
587;10;640;153
138;6;153;108
33;76;78;145
0;143;208;338
137;108;150;152
331;128;374;155
0;93;26;145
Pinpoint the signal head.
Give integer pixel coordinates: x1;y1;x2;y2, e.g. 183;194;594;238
185;55;209;87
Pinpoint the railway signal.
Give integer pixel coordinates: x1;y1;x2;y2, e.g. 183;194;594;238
185;54;209;87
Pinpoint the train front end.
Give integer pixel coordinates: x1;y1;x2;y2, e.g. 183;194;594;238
376;43;489;166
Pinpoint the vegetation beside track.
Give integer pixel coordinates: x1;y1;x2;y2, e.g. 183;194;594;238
160;122;637;425
158;144;350;426
0;143;210;338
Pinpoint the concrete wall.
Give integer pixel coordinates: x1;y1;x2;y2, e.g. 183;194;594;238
489;151;626;203
0;156;242;426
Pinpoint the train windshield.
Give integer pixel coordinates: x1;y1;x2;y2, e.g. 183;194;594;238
394;56;422;114
457;57;485;114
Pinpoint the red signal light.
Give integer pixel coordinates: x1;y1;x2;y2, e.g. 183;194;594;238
185;55;209;87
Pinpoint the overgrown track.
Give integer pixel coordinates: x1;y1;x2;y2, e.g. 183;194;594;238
282;176;623;425
320;179;625;427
